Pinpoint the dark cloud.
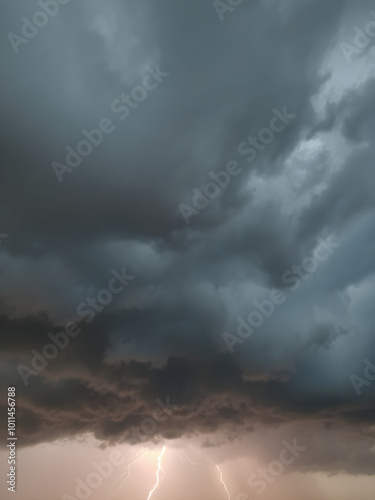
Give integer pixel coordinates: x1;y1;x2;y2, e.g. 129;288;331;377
1;0;375;479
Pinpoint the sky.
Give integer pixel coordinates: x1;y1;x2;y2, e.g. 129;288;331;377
1;0;375;499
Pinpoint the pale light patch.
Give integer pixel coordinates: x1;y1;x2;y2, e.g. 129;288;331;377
82;0;160;83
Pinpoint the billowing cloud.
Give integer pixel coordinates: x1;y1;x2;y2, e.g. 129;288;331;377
1;0;375;485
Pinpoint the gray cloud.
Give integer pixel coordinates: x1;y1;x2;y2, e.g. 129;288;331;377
1;0;375;478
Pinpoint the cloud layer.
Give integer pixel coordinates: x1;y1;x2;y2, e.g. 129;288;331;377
1;0;375;478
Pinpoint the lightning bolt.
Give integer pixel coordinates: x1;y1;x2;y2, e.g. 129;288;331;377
176;450;230;500
108;445;230;500
146;445;166;500
174;450;207;468
216;465;231;500
108;448;148;499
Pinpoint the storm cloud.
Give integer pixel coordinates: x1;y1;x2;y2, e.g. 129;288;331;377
1;0;375;484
